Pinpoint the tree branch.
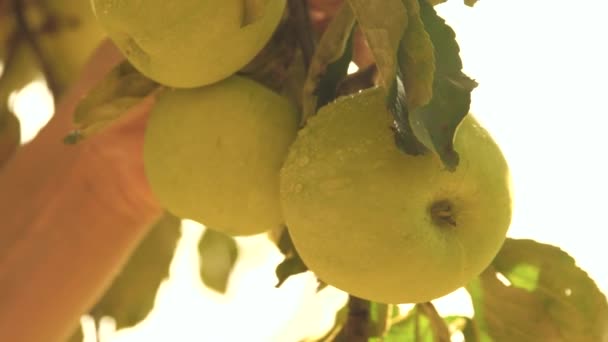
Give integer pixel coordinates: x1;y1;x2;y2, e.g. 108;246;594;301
335;295;370;342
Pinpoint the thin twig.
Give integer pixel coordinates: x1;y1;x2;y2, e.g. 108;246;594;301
13;0;59;96
288;0;315;70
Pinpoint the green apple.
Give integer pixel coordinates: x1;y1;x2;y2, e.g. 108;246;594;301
280;87;512;304
144;75;298;236
91;0;286;88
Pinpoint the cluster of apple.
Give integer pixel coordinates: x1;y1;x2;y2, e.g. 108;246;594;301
93;0;513;304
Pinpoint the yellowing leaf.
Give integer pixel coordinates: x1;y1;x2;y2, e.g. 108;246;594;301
348;0;407;90
301;4;355;122
467;238;608;342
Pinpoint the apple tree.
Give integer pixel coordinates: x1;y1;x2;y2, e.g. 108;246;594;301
0;0;607;341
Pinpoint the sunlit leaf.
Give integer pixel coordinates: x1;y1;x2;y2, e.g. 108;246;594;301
86;212;181;328
378;303;452;341
198;228;238;294
467;238;608;342
384;305;434;342
399;0;435;110
348;0;407;91
301;4;356;122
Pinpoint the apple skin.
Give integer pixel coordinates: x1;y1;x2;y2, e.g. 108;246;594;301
91;0;286;88
280;87;512;304
144;75;298;236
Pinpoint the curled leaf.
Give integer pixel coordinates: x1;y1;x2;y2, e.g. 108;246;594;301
467;238;608;342
301;4;356;123
406;0;478;171
348;0;408;90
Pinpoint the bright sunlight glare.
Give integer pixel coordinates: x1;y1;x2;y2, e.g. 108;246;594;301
8;0;607;341
8;79;54;144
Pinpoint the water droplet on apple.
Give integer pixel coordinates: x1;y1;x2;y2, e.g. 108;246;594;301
297;156;310;167
294;184;303;193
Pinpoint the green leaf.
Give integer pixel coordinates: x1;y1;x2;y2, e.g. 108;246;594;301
88;212;181;328
386;0;437;157
384;305;434;342
368;302;390;337
301;4;356;123
198;228;238;294
407;0;478;171
387;70;428;156
467;238;608;342
64;61;158;144
380;303;452;342
348;0;407;91
464;0;479;7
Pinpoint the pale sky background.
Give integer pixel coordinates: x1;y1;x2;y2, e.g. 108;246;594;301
6;0;608;341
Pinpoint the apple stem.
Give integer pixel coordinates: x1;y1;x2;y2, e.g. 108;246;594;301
430;200;457;227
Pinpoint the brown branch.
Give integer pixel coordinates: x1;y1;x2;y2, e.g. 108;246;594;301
334;295;370;342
